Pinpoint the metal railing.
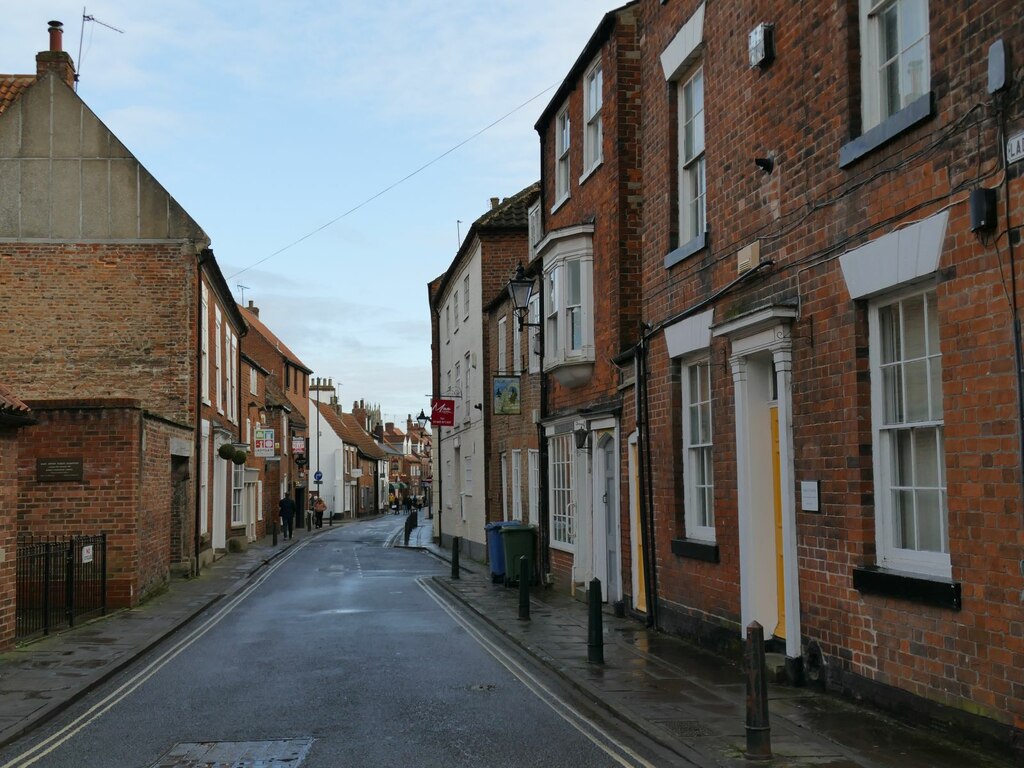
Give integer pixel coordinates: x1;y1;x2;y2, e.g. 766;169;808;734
16;533;107;642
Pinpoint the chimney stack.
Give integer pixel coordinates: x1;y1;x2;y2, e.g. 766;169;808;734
37;21;76;89
490;197;499;210
246;300;259;318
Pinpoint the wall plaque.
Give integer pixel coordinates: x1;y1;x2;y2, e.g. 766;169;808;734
37;459;84;483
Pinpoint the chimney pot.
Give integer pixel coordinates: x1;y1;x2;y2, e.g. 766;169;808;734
246;301;259;317
48;21;63;52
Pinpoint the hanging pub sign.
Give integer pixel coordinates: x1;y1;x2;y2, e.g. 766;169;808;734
254;428;276;458
431;398;455;427
291;436;306;454
493;376;521;415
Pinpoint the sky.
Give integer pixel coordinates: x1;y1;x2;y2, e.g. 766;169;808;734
2;1;623;425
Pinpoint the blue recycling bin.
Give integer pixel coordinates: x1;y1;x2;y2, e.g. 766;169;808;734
486;521;521;583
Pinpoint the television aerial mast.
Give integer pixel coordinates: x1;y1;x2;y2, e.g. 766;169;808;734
76;7;124;91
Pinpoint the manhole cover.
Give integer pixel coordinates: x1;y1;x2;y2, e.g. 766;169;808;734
149;739;314;767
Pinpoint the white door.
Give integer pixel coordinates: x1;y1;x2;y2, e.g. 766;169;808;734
593;433;621;602
212;445;227;551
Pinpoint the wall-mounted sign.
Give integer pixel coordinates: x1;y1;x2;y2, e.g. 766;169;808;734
801;480;821;513
254;428;276;458
291;436;306;454
37;459;83;483
1007;131;1024;165
431;398;455;427
493;376;522;415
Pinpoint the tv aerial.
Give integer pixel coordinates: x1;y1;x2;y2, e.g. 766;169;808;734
76;7;125;91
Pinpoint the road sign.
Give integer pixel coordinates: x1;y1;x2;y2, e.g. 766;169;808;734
313;470;323;482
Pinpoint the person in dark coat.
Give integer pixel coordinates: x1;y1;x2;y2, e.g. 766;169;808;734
279;495;296;540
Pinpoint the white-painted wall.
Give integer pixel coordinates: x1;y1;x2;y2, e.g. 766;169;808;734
436;240;488;554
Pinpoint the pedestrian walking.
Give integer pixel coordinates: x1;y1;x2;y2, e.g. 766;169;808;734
279;495;296;540
313;495;326;529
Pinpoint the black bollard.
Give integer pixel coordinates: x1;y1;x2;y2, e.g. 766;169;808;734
587;578;604;664
451;536;460;580
272;521;278;547
745;621;772;760
518;556;530;621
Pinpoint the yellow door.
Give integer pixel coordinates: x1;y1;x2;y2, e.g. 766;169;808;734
631;441;647;613
770;405;785;639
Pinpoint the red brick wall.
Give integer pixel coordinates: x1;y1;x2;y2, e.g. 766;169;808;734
0;427;18;650
486;294;541;531
15;403;188;607
18;403;143;607
636;0;1024;741
0;243;195;425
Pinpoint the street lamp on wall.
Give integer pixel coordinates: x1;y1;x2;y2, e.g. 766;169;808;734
416;409;430;430
507;264;540;331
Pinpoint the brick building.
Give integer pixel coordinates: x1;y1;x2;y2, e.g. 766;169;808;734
0;23;246;604
532;4;642;599
239;302;312;523
0;383;34;651
621;0;1024;753
428;184;539;558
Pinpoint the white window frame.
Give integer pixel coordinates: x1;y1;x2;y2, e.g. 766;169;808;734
497;316;508;374
455;361;461;420
511;449;522;522
464;455;473;493
553;106;571;209
232;462;244;526
228;332;238;423
859;0;930;131
500;451;509;521
528;449;539;524
678;66;706;246
464;352;472;422
869;286;949;578
454;290;460;331
528;294;541;374
249;367;257;396
682;358;714;541
445;304;451;342
214;307;223;414
201;284;210;405
463;275;470;320
540;231;595;371
200;419;210;535
512;312;522;375
548;432;575;550
581;59;603;179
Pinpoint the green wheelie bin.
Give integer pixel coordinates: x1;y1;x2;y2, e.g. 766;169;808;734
500;524;536;587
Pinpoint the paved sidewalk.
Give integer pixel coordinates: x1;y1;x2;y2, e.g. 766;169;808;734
0;519;330;749
407;514;1015;768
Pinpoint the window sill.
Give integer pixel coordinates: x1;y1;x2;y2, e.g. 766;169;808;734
579;160;603;186
550;540;575;555
550;193;570;215
545;357;595;388
665;231;708;269
839;92;934;168
670;538;719;563
852;565;961;611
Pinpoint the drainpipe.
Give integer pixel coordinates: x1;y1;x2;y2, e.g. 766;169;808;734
193;249;210;576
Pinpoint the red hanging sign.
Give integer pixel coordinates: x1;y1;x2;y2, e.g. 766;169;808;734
431;398;455;427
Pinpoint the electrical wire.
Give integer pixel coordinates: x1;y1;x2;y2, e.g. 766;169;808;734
227;83;559;280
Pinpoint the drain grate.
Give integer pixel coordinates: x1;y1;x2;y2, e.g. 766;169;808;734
655;720;712;739
150;739;314;767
